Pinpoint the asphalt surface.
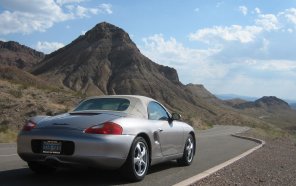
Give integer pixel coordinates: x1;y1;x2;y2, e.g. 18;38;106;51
0;126;258;186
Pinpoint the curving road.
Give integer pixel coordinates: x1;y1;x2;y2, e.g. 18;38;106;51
0;126;258;186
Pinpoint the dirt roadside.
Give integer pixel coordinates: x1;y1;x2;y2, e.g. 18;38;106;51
193;130;296;186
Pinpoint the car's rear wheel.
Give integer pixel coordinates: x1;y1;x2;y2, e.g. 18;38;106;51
177;134;195;166
28;162;56;174
122;137;149;182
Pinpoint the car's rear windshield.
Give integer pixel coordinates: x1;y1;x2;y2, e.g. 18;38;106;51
74;98;130;112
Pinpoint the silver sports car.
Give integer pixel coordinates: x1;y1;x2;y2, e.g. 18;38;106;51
17;95;196;181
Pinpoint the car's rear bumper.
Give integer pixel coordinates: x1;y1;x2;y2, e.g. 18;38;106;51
17;129;135;169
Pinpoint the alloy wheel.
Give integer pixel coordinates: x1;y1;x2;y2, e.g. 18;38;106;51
185;137;194;163
133;141;148;176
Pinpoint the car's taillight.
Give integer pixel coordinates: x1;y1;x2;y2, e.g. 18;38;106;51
22;121;37;131
84;122;123;135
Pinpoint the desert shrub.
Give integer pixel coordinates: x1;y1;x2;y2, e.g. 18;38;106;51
25;110;37;117
0;120;9;132
46;110;54;116
0;129;18;143
8;88;23;98
19;83;29;90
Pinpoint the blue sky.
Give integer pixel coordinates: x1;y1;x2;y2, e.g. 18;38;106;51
1;0;296;100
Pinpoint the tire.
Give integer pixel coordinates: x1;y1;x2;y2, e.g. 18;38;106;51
177;134;195;166
122;137;149;182
28;162;56;174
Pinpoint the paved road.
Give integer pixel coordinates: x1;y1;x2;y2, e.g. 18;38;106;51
0;126;258;186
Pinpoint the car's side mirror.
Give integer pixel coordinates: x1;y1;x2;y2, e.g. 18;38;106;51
171;113;181;121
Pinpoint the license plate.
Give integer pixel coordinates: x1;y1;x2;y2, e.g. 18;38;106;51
42;141;62;154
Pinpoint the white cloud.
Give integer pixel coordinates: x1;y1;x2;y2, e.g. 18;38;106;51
36;41;65;54
89;8;99;14
287;28;293;33
256;60;296;71
140;34;295;99
208;58;296;99
214;73;296;100
255;14;279;31
75;5;89;17
141;7;296;100
56;0;85;5
98;3;112;14
260;38;270;52
280;8;296;24
0;0;73;35
239;6;248;16
74;5;106;17
189;25;262;43
189;10;285;45
254;7;261;14
141;34;221;65
140;34;225;82
0;1;113;35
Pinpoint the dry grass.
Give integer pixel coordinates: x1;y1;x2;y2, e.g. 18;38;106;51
0;79;80;142
0;129;18;143
252;127;296;142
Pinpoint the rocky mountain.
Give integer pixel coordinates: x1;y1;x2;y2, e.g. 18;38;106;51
31;23;179;96
32;22;181;95
230;96;296;131
185;84;223;105
233;96;291;110
0;41;44;70
31;22;262;127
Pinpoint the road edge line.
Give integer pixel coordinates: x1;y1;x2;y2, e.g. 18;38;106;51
173;135;265;186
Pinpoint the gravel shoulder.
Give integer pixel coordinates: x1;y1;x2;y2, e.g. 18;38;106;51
194;130;296;186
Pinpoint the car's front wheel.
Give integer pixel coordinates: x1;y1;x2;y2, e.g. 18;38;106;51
177;134;195;166
28;162;56;174
122;137;149;182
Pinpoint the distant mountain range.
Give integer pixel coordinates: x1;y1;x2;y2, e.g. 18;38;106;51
231;96;291;110
0;22;295;134
217;94;296;109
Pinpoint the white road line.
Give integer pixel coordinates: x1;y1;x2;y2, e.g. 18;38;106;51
0;154;17;157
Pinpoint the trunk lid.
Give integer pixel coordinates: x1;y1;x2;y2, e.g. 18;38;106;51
37;111;126;130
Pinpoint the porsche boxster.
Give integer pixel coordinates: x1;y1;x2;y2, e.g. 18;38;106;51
17;95;196;181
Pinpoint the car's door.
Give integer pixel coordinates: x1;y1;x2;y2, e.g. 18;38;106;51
147;101;183;156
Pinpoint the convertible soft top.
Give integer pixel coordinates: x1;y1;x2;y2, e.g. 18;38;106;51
79;95;157;119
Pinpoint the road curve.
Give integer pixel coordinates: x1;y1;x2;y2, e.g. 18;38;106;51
0;125;258;186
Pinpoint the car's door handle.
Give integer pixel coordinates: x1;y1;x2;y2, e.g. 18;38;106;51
158;128;163;132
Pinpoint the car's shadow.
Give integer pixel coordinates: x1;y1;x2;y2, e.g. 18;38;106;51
0;161;180;186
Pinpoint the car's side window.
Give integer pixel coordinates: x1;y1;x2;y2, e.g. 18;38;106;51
147;102;169;120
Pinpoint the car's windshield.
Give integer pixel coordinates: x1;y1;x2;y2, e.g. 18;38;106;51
74;98;130;112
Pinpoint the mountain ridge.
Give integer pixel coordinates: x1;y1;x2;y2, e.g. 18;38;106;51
32;22;180;94
0;41;44;70
233;96;291;110
30;22;249;127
